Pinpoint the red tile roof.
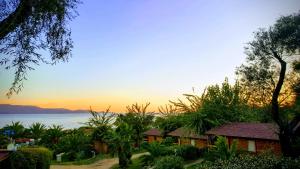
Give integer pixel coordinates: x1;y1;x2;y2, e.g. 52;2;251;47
15;138;31;143
206;123;279;141
0;150;11;162
167;127;207;139
143;128;163;136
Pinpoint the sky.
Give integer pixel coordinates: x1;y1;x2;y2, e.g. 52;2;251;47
0;0;300;112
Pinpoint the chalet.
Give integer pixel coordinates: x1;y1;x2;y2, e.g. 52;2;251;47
167;127;207;148
143;128;163;143
205;122;281;155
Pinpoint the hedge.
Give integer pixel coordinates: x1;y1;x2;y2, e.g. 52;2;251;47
9;147;52;169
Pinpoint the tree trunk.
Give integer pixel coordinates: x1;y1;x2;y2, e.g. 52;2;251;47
271;51;293;156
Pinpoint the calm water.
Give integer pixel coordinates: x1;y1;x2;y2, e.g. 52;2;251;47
0;113;92;129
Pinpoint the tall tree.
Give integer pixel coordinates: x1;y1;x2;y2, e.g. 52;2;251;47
108;122;134;169
171;79;257;134
116;102;154;147
237;12;300;156
29;122;45;140
0;0;80;96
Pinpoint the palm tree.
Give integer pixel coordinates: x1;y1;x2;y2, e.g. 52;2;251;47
4;121;25;138
41;125;64;149
115;102;154;148
108;122;134;169
29;122;46;140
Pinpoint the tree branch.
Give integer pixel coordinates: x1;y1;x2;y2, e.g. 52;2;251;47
0;0;33;40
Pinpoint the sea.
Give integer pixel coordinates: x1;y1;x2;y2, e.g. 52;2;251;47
0;113;92;129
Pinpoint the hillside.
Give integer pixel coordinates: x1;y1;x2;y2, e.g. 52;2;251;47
0;104;88;114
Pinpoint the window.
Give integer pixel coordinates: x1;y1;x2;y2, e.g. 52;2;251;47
191;139;196;146
248;140;256;152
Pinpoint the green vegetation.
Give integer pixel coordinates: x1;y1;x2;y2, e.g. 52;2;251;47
1;12;299;167
187;154;300;169
0;0;80;96
204;136;237;161
115;103;154;147
105;122;134;169
9;147;52;169
236;12;300;157
153;155;184;169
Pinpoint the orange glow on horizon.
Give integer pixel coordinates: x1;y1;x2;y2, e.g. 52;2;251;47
0;97;168;112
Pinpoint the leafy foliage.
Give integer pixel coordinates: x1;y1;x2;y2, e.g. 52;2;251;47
3;121;25;138
189;153;300;169
29;122;46;140
0;0;81;96
86;106;116;127
41;125;64;149
56;129;92;161
9;147;52;169
174;145;200;160
116;102;154;147
108;122;134;169
237;11;300;156
153;155;184;169
154;113;186;136
142;141;172;157
171;79;258;134
205;136;237;161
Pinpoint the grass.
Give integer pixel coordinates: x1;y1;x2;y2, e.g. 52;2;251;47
51;153;110;165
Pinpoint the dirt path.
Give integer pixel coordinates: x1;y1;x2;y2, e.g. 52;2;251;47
51;153;148;169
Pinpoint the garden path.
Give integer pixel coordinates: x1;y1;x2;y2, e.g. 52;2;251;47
50;152;148;169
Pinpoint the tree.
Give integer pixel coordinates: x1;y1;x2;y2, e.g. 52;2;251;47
154;114;186;137
0;0;80;96
41;124;63;149
171;79;258;134
86;107;115;143
116;102;154;147
108;122;134;169
3;121;25;138
86;106;116;127
237;12;300;156
29;122;45;140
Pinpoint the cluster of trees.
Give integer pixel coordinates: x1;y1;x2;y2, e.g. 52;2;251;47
1;1;300;167
0;122;93;161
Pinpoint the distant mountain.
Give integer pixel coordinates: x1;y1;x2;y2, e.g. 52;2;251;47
0;104;89;114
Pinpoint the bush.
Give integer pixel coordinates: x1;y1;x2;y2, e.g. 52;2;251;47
174;145;200;160
142;142;173;157
204;136;237;161
9;147;52;169
138;154;155;167
56;130;92;161
161;137;175;146
154;155;184;169
189;153;300;169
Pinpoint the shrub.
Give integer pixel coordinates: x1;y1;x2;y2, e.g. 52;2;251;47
189;153;300;169
138;154;155;167
161;137;175;146
56;130;92;161
204;136;237;161
9;147;52;169
153;155;184;169
174;145;200;160
142;142;173;157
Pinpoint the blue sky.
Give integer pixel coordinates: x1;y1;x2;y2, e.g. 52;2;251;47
0;0;299;111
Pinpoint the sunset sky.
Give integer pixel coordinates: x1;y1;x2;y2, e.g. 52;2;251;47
0;0;299;112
